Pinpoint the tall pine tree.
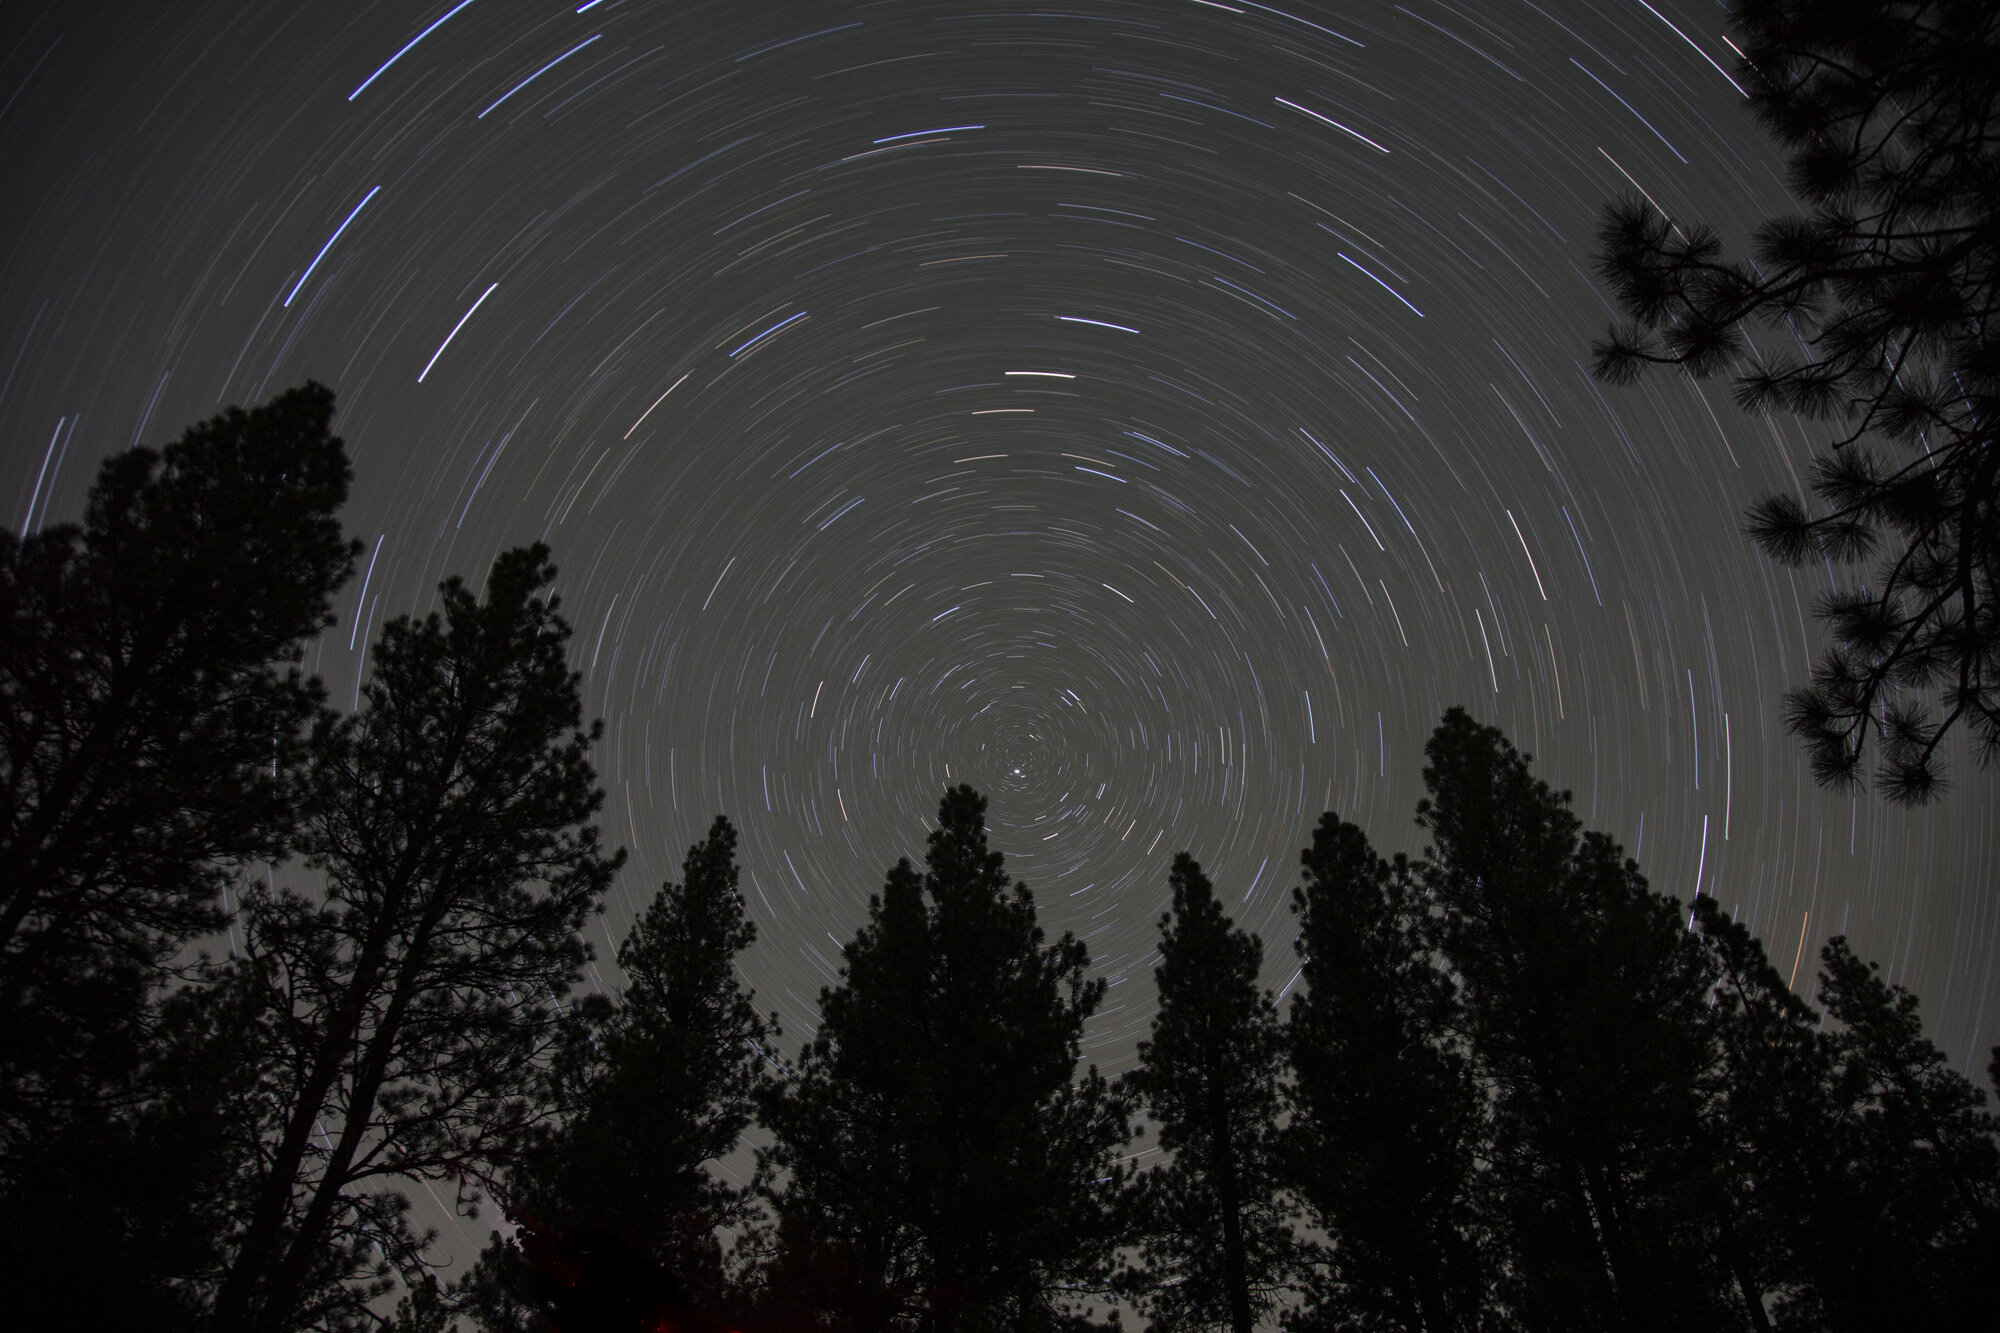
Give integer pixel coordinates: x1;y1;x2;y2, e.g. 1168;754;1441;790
0;383;357;1145
1283;814;1487;1333
1;383;358;1331
1417;708;1734;1330
757;786;1132;1332
1687;896;1828;1328
1801;936;1999;1329
469;815;775;1327
1121;853;1290;1333
1693;899;2000;1330
208;545;622;1333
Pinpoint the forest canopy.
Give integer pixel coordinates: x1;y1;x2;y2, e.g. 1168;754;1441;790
3;385;1995;1332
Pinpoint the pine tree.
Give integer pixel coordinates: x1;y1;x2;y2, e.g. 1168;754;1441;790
207;544;622;1333
5;955;276;1333
1687;896;1828;1328
1591;0;2000;800
1693;901;2000;1330
1121;853;1290;1333
0;383;358;1330
471;815;776;1327
756;785;1133;1332
1283;815;1486;1333
1800;936;2000;1329
0;382;358;1144
1417;708;1733;1330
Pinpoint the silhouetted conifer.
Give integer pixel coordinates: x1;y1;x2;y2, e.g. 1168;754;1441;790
1120;853;1291;1333
1417;708;1734;1330
5;960;275;1332
0;383;358;1331
1686;896;1827;1328
208;545;622;1333
1591;0;2000;800
1693;897;2000;1330
756;785;1132;1332
0;382;358;1145
467;814;775;1328
1799;936;2000;1329
1283;814;1487;1333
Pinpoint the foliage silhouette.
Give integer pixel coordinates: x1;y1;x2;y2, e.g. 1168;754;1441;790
756;785;1133;1332
466;815;775;1329
1591;0;2000;800
1803;935;1999;1327
0;382;358;1146
1690;895;2000;1330
1120;853;1291;1333
209;545;622;1333
1283;814;1486;1333
5;966;277;1332
1;382;358;1330
1418;709;1739;1329
2;383;1994;1329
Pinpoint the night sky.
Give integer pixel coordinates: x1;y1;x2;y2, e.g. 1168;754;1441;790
4;0;1996;1260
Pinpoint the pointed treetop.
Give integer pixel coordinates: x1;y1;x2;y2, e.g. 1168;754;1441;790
924;783;1014;899
1167;850;1215;916
1417;706;1582;883
1298;813;1392;899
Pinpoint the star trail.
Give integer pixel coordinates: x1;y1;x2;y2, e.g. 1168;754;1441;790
2;0;1995;1257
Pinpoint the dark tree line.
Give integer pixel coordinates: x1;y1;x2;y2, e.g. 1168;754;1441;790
1119;712;1998;1333
4;384;1998;1333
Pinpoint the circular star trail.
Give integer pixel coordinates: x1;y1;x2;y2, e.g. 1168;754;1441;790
4;0;1996;1246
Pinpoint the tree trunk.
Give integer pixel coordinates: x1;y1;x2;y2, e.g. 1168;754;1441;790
248;897;446;1332
1209;1086;1252;1333
210;853;421;1333
209;952;384;1333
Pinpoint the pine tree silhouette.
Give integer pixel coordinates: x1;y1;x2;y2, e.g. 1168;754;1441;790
1284;814;1487;1333
757;786;1132;1332
210;546;622;1333
1121;853;1291;1333
467;815;775;1330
